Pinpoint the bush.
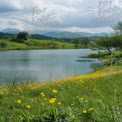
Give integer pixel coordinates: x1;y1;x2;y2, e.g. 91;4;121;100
24;40;33;46
0;42;8;48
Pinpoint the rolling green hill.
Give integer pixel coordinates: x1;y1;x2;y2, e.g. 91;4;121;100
0;39;79;50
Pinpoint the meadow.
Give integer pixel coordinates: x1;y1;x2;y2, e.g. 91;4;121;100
0;39;77;50
0;66;122;122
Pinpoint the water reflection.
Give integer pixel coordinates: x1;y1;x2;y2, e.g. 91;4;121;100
0;49;103;83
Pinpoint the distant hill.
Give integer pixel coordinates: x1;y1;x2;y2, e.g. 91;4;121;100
0;28;110;41
30;34;55;40
1;28;20;34
43;32;82;38
0;32;52;40
43;31;109;38
0;32;14;39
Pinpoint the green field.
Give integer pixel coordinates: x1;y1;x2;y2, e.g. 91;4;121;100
0;66;122;122
0;39;78;50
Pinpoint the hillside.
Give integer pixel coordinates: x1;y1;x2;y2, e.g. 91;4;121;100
0;39;78;50
43;31;109;38
1;28;20;34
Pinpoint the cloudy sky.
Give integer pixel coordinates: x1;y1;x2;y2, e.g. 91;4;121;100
0;0;122;33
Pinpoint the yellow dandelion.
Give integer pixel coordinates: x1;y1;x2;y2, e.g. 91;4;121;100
89;107;94;111
58;102;61;105
40;92;45;97
52;89;58;94
26;105;31;109
44;98;47;100
83;110;87;114
80;98;84;101
85;100;88;103
49;98;56;104
17;100;21;104
41;103;45;106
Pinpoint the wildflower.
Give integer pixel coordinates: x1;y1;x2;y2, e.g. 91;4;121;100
89;107;94;111
80;98;84;101
52;89;58;94
49;98;56;104
58;102;61;105
85;100;88;103
41;103;45;106
82;110;87;114
40;92;45;97
44;98;47;100
98;100;102;103
17;100;21;104
26;105;31;109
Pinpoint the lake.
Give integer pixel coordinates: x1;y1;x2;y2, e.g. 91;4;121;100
0;49;103;83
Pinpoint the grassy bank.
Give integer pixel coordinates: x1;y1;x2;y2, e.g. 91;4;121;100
85;51;122;66
0;39;79;51
0;66;122;122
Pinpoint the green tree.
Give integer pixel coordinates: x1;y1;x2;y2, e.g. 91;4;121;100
49;41;58;49
88;41;98;49
3;35;11;40
72;38;80;44
0;42;8;48
96;36;112;54
111;35;122;50
17;32;29;43
72;38;80;49
80;37;89;47
113;21;122;35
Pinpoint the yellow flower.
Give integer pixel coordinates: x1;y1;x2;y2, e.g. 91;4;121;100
17;100;21;104
83;110;87;114
41;103;45;106
58;102;61;105
44;98;47;100
85;100;88;103
98;100;102;103
40;92;45;97
80;98;84;101
26;105;31;109
49;98;56;104
89;107;94;111
52;89;58;94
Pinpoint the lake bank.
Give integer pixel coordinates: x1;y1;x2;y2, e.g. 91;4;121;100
0;39;81;51
0;66;122;121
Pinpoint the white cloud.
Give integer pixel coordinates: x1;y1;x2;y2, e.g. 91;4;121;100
0;0;121;33
47;26;113;33
0;0;23;13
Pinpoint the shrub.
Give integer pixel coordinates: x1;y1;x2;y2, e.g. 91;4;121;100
0;42;8;48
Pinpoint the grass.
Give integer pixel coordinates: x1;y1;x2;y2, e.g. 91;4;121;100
85;51;122;66
0;39;77;50
0;66;122;122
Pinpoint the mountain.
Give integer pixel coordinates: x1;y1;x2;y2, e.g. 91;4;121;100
43;31;109;38
43;32;82;38
30;34;55;40
1;28;21;34
0;28;109;39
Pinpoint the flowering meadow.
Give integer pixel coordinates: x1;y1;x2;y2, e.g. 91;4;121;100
0;66;122;122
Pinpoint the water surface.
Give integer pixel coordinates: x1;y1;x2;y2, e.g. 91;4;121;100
0;49;103;83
